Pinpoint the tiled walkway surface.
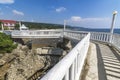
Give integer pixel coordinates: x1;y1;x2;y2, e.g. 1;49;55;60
83;42;120;80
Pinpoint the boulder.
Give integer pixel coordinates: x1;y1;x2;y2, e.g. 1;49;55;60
0;60;5;66
57;37;72;51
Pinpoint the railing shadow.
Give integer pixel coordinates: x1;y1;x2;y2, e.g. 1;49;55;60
95;43;107;80
95;42;120;80
108;46;120;61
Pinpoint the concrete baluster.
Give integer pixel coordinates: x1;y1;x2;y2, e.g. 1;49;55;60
63;70;69;80
70;63;74;80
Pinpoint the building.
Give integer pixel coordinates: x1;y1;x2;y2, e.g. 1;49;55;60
20;24;29;30
0;20;17;30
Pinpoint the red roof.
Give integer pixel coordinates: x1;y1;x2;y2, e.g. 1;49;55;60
0;20;16;23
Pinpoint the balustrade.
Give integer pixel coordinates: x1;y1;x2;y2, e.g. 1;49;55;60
41;33;90;80
11;30;120;80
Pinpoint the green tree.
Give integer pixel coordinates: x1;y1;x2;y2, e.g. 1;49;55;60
0;33;17;53
14;23;20;30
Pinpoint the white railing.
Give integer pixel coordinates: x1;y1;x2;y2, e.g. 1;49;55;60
11;29;120;80
41;33;90;80
110;33;120;50
90;32;111;42
11;30;63;38
90;32;120;50
64;30;88;40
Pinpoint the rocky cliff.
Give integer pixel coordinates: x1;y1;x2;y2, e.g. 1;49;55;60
0;37;74;80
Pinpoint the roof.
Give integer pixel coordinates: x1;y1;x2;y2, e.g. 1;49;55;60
0;20;16;23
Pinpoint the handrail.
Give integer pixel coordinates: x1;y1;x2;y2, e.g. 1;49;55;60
111;34;120;49
90;32;111;42
11;30;63;38
64;31;120;51
10;29;120;52
64;31;88;40
90;32;120;50
8;29;120;80
11;30;120;80
41;33;90;80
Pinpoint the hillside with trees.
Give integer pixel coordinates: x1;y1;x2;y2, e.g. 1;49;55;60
20;22;65;29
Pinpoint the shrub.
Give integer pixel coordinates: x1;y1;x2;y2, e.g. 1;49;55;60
0;33;17;53
0;26;2;30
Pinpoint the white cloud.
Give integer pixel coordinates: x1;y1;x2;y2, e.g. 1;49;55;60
70;16;109;22
71;16;82;22
12;10;24;16
56;7;66;12
82;18;109;22
68;16;111;28
0;0;14;4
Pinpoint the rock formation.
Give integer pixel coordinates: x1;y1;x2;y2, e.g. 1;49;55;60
0;37;74;80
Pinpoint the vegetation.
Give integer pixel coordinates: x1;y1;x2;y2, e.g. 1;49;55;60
14;23;20;30
0;33;17;53
19;21;71;29
12;21;73;30
0;26;1;30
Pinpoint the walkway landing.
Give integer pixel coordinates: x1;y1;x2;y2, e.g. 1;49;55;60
82;42;120;80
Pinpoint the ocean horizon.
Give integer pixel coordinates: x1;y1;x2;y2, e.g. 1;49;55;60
72;27;120;34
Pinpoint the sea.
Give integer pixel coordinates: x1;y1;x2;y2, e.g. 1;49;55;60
71;28;120;34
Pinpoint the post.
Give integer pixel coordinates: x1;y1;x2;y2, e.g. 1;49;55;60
64;20;66;31
19;22;22;30
63;20;67;37
110;11;117;43
1;23;4;31
70;63;74;80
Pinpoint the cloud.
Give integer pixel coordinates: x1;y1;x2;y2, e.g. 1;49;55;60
0;0;14;4
56;7;66;12
70;16;109;22
71;16;82;22
82;18;109;22
68;16;111;28
12;10;24;16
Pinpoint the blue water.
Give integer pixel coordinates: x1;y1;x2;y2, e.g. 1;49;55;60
72;27;120;34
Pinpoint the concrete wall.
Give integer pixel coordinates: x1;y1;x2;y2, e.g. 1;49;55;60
32;38;63;49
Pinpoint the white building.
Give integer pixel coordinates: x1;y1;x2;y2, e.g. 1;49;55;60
20;24;29;30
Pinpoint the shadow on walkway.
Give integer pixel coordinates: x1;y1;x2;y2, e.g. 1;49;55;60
95;42;120;80
95;43;107;80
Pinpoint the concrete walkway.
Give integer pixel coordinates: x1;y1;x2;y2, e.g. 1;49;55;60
82;42;120;80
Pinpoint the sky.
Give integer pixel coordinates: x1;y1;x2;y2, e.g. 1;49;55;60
0;0;120;28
